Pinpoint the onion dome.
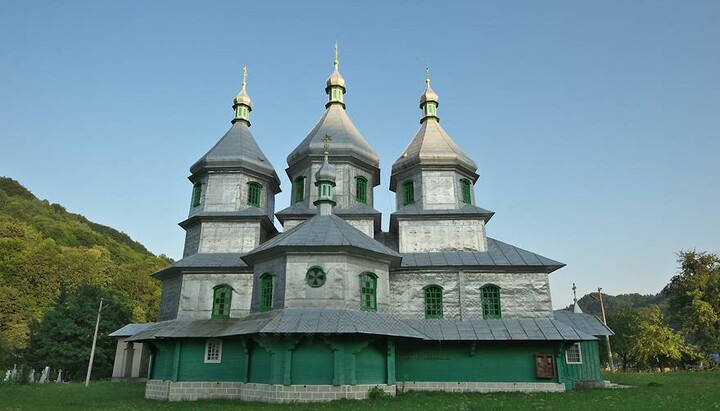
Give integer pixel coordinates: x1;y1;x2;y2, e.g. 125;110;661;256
232;66;252;125
313;136;337;215
390;70;477;187
190;67;280;187
286;45;380;179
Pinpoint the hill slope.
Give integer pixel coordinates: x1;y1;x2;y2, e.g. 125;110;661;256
0;177;172;364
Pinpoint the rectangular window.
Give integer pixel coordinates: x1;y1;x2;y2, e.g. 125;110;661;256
481;286;501;319
293;177;305;203
356;177;368;204
534;353;556;379
260;274;273;312
205;339;222;363
360;273;377;311
461;179;472;204
212;286;232;319
247;182;262;207
191;183;202;207
402;181;414;206
565;343;582;364
424;286;443;319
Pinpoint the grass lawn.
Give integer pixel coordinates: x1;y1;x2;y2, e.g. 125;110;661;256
1;372;720;410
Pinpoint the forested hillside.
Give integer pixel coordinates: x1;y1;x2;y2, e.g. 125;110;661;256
0;177;172;367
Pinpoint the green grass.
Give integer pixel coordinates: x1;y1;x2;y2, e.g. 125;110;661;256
1;372;720;410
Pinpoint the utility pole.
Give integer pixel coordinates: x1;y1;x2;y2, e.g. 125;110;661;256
85;298;105;387
597;288;615;371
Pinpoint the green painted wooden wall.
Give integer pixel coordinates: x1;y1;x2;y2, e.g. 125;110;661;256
557;341;602;389
247;340;272;384
177;338;246;382
395;340;561;383
149;341;174;380
355;339;387;384
290;339;334;384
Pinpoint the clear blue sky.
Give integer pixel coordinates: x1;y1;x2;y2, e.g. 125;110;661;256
2;1;718;309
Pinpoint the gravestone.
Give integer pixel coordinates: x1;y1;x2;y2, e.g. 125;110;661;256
28;369;35;383
56;369;63;383
39;366;50;383
3;369;9;381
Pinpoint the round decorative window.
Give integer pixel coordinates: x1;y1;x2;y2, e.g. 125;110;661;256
305;266;326;288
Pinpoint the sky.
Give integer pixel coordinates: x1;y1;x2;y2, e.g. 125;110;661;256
1;1;718;309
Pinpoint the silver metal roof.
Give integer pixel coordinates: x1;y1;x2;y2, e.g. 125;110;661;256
553;309;614;337
109;322;154;337
126;309;595;342
397;238;564;272
391;118;478;183
286;104;379;169
190;121;280;185
152;253;249;279
243;214;401;264
392;203;495;220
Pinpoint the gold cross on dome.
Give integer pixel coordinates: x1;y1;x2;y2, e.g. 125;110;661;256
242;66;247;90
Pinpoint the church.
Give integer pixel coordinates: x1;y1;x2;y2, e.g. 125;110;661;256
116;49;612;402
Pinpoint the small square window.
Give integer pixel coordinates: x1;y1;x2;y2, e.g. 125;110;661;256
565;343;582;364
205;339;222;363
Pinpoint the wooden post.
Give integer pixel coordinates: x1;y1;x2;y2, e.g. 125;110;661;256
85;298;104;387
597;288;615;371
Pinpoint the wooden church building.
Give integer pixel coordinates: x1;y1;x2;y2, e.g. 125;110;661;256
118;50;612;402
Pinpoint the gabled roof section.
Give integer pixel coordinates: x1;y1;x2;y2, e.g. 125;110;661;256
243;214;400;265
397;237;565;273
391;118;477;179
286;104;379;170
276;202;381;220
190;121;280;186
554;309;614;336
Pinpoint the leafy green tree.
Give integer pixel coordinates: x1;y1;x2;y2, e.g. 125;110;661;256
608;308;644;370
663;251;720;352
24;284;132;381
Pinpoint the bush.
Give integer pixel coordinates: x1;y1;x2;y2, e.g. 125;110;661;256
367;385;392;399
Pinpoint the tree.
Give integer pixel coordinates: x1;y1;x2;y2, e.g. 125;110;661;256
630;306;686;369
607;308;643;370
663;251;720;353
24;283;132;381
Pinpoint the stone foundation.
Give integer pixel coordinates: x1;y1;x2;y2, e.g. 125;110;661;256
397;381;565;393
145;380;397;402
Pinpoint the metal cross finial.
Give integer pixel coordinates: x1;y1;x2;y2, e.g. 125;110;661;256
334;43;339;68
322;134;332;160
572;283;577;304
426;65;430;85
242;66;248;91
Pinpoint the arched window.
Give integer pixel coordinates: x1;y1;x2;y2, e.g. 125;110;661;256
481;284;501;319
260;273;273;312
424;285;443;319
211;284;232;319
402;180;415;206
293;177;305;203
461;179;472;204
360;272;377;312
191;182;202;207
247;182;262;207
356;176;368;204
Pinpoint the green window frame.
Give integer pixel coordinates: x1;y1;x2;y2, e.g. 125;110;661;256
211;284;232;319
247;182;262;207
402;180;415;206
481;284;501;319
259;273;273;312
293;177;305;203
461;179;472;204
191;182;202;207
356;176;368;204
306;266;326;288
424;285;443;319
360;272;377;312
